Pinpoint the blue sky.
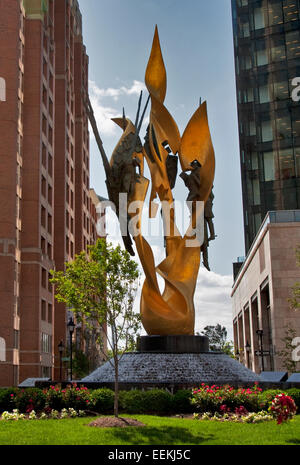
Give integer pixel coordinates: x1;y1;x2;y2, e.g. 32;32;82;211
78;0;244;338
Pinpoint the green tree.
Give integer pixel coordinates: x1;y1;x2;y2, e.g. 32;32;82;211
50;238;141;417
277;325;300;374
200;324;230;352
289;245;300;311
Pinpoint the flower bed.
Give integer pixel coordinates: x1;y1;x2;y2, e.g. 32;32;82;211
194;410;274;423
1;408;86;421
191;383;264;413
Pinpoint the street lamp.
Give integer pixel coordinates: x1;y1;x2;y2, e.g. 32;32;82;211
67;318;75;381
256;329;265;372
58;340;64;382
245;340;251;368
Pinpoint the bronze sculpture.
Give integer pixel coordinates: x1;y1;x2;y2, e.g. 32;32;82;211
87;26;216;336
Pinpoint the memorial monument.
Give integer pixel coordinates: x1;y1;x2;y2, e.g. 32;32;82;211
83;27;260;388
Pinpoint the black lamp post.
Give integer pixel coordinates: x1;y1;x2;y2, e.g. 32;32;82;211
245;340;251;368
67;318;75;381
58;340;64;382
256;329;265;372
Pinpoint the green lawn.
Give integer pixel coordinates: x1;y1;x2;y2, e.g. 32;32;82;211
0;415;299;445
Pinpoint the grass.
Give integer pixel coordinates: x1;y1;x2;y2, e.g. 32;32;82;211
0;415;300;445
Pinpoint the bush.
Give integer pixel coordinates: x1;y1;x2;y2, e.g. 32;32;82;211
142;389;172;414
119;389;172;414
44;384;94;411
258;389;288;411
92;389;114;413
119;390;148;413
14;388;46;413
172;390;194;413
0;388;18;413
191;384;264;413
285;388;300;411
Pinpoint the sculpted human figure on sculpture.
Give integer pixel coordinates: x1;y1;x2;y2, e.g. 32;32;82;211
87;26;216;336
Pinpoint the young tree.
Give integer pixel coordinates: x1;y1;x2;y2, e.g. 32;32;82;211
50;238;141;417
277;325;299;374
289;245;300;311
200;324;229;352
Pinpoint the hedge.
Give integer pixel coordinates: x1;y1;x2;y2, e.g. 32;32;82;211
0;385;299;415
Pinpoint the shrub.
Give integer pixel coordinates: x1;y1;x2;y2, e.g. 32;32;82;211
119;389;148;414
269;393;297;424
0;388;18;413
172;390;194;413
285;388;300;411
142;389;172;414
14;388;46;413
60;384;94;410
258;389;288;411
92;388;114;413
119;389;172;414
44;386;64;411
191;384;264;413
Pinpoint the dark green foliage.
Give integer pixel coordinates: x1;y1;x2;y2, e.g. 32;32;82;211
92;388;114;413
0;388;18;413
14;388;46;413
286;388;300;410
172;390;194;413
119;389;172;414
258;389;288;411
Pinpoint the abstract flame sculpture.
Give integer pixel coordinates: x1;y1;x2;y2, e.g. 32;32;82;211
88;27;215;336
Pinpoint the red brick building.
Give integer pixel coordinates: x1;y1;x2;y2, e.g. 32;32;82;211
0;0;103;387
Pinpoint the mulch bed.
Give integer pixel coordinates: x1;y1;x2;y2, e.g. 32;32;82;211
88;416;146;428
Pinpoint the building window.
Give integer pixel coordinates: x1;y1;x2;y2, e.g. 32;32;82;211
259;84;270;104
41;300;47;321
283;0;300;23
295;147;300;177
249;121;256;136
252;178;261;205
256;47;268;66
48;304;52;324
263;151;277;181
254;213;262;235
41;333;52;354
254;7;266;30
279;148;295;179
268;0;283;26
0;337;5;362
261;120;273;142
286;31;300;59
41;268;47;288
41;366;51;378
275;115;291;140
271;41;286;62
273;80;289;101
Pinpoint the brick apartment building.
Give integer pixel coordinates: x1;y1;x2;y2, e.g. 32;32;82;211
0;0;104;387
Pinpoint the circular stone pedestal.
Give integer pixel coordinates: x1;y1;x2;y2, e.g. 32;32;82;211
81;336;261;388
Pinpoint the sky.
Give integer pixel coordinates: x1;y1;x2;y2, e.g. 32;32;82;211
78;0;245;340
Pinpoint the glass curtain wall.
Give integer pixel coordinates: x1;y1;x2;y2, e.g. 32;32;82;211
232;0;300;252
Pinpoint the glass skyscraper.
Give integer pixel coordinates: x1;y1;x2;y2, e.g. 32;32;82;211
231;0;300;252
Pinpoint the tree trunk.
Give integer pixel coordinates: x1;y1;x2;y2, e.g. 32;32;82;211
114;356;119;418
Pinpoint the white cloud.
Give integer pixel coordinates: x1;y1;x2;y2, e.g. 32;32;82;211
88;80;147;138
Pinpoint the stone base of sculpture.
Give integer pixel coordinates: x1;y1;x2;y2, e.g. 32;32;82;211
137;335;210;353
81;335;261;390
